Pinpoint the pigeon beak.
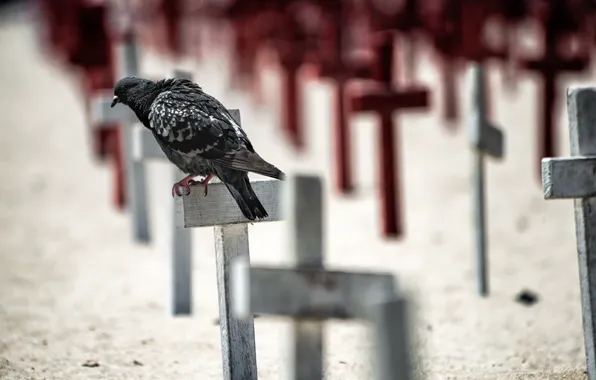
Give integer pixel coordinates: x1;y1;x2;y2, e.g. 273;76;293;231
110;96;119;108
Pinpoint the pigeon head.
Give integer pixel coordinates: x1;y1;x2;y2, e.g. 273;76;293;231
111;76;158;110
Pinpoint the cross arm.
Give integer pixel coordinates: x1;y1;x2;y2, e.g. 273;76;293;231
525;58;587;73
542;157;596;199
90;91;137;125
350;87;428;113
132;124;165;160
467;64;505;159
174;180;283;228
469;118;505;158
231;261;397;320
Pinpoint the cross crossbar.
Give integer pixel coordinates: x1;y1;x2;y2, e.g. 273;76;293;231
132;125;163;160
232;265;396;320
351;88;428;114
91;91;137;126
542;157;596;199
174;180;283;228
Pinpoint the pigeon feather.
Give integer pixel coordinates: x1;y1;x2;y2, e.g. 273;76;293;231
147;79;284;180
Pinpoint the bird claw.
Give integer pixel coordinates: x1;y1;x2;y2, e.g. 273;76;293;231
171;175;213;197
200;174;214;197
171;183;192;197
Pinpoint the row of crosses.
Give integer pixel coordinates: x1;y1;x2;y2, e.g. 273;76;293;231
34;0;592;240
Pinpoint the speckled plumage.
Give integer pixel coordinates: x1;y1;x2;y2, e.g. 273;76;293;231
112;76;285;220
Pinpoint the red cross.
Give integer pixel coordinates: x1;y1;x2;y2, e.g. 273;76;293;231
521;2;588;180
350;32;429;238
274;11;315;149
315;3;373;193
67;2;126;211
423;0;506;128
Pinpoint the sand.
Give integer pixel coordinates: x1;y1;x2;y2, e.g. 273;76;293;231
0;4;592;380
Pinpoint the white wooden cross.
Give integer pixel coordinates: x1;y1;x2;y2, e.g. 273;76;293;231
541;86;596;380
175;155;283;380
467;63;505;296
231;174;412;380
127;67;195;315
90;31;151;244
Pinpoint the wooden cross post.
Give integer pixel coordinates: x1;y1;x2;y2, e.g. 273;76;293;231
316;2;369;195
331;76;353;193
175;156;283;380
541;87;596;379
231;174;412;380
350;33;429;238
466;63;505;296
90;29;151;243
128;68;195;314
89;102;126;211
279;54;305;149
275;9;312;150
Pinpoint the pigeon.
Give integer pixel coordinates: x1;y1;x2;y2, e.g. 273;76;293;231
110;76;285;221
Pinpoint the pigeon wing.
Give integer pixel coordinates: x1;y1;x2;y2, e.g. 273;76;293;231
180;91;283;179
148;89;243;159
148;86;284;179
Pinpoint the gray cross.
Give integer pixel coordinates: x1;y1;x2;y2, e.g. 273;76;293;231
90;32;151;244
128;68;196;315
541;86;596;379
467;63;505;296
175;160;283;380
231;174;412;380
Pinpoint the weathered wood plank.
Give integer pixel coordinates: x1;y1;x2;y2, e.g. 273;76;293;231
166;69;194;316
284;175;324;380
170;168;192;315
285;176;324;268
542;157;596;199
233;266;396;319
367;297;412;380
117;39;150;243
214;224;258;380
468;118;504;158
174;180;283;228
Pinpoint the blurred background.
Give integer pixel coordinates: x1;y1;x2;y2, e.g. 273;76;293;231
0;0;595;379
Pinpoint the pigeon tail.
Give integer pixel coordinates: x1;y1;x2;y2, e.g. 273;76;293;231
215;167;268;221
213;150;285;181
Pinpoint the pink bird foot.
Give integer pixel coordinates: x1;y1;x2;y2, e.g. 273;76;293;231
172;175;198;197
171;174;215;197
